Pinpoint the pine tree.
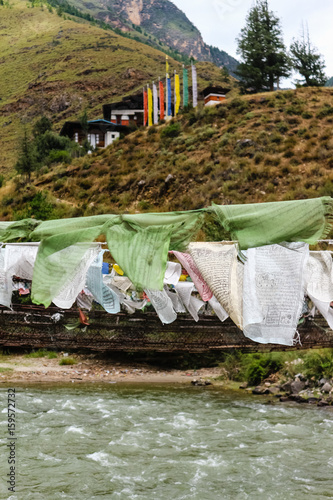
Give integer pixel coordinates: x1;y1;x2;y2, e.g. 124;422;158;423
236;0;290;92
15;129;39;182
290;25;327;87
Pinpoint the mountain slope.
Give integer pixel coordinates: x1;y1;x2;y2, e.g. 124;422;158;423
0;0;233;171
65;0;239;74
1;87;333;227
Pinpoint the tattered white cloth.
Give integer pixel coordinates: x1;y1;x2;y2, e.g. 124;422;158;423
174;281;205;322
163;261;182;286
208;295;229;322
52;245;101;309
144;289;177;324
4;244;39;280
305;251;333;329
189;242;243;329
0;248;11;308
243;242;309;346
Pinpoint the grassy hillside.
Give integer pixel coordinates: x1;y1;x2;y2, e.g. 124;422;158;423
0;0;232;171
66;0;239;74
1;87;333;228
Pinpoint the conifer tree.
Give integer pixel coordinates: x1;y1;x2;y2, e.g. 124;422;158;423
15;129;39;182
236;0;290;92
290;25;327;87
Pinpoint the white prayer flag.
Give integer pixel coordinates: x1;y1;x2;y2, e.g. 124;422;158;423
191;64;198;108
153;83;158;125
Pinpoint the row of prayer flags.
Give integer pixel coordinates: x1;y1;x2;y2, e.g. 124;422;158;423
143;58;198;126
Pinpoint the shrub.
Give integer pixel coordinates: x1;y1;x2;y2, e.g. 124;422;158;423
47;150;71;165
316;105;333;119
25;349;49;358
59;357;77;366
228;97;250;113
302;111;313;119
303;350;333;379
160;123;181;139
244;353;284;386
276;121;289;133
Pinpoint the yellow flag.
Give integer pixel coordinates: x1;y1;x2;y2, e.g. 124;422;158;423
175;72;180;115
166;56;169;76
148;86;153;126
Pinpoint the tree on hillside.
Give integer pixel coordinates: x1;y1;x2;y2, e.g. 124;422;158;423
236;0;290;92
33;115;52;137
15;129;39;182
290;25;327;87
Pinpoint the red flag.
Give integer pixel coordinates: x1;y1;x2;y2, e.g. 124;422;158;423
143;88;148;126
159;80;164;121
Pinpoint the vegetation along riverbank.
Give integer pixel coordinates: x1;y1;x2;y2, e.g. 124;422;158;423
1;348;333;407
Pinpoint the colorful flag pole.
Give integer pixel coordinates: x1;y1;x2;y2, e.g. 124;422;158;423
147;84;153;126
167;76;172;117
153;82;158;125
174;71;180;115
159;79;165;121
165;56;169;119
191;64;198;108
143;87;148;126
183;65;189;108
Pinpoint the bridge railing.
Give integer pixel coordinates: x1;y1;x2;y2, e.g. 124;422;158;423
1;305;333;352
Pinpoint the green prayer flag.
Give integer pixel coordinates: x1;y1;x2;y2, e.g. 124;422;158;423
30;211;203;307
212;197;333;250
0;218;41;242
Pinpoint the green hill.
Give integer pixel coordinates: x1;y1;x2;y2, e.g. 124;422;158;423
63;0;239;74
0;0;233;171
1;86;333;227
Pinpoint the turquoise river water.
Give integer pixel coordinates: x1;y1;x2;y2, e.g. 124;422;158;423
1;383;333;499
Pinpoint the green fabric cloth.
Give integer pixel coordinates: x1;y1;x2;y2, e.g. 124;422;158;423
30;211;203;307
0;218;41;242
212;197;333;249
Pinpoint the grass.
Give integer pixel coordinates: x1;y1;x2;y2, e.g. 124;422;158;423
59;357;77;365
0;367;13;373
25;349;58;359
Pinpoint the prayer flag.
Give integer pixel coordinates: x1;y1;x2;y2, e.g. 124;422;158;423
191;64;198;108
143;88;148;126
174;72;180;115
166;55;169;75
153;83;158;125
167;77;172;117
183;66;189;108
159;80;165;121
147;85;153;126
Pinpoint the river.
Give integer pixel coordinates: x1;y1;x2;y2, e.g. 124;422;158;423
1;384;333;499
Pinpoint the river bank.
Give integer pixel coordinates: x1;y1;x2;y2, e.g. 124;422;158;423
1;350;333;408
0;352;221;385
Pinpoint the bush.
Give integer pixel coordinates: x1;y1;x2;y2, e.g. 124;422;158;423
47;150;71;165
244;353;284;386
276;121;289;133
59;357;77;366
25;349;50;358
160;123;181;139
303;350;333;379
316;105;333;119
